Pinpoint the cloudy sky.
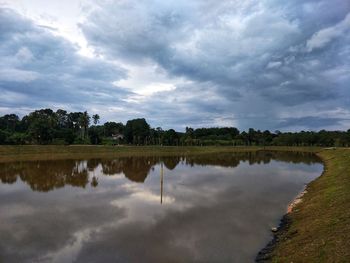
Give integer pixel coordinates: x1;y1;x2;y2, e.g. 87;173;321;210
0;0;349;131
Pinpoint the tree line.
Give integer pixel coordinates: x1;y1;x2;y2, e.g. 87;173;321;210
0;108;349;146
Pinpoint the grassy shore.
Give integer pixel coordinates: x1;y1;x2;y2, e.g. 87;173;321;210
0;145;349;261
0;145;260;162
269;147;350;262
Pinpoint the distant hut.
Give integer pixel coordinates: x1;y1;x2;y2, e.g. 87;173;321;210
111;133;124;145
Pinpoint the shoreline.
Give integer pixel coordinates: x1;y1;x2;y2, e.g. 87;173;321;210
256;150;326;262
0;145;262;163
0;145;320;163
256;214;292;262
258;148;350;261
287;189;308;214
256;186;314;262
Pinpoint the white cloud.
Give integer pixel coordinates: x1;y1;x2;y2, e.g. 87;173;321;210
306;13;350;52
267;61;282;69
113;60;186;96
15;47;34;62
0;0;96;57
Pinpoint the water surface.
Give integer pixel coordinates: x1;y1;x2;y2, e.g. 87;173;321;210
0;151;322;262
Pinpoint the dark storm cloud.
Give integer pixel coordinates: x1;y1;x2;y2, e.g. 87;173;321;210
0;8;130;114
278;116;346;130
80;0;350;130
1;1;350;130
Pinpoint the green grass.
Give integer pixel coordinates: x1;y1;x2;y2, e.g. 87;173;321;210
0;145;260;162
270;148;350;262
0;145;349;261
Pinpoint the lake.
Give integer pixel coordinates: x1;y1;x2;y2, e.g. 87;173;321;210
0;151;323;262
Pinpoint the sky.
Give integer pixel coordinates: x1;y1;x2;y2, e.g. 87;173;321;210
0;0;349;131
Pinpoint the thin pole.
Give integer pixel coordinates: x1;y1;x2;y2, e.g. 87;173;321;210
160;162;164;204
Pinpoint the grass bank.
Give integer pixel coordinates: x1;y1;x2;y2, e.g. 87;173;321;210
0;145;260;162
265;147;350;262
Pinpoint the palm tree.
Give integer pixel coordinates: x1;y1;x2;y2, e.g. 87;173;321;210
79;111;90;139
92;114;100;125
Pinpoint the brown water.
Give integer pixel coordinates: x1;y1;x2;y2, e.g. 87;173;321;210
0;151;322;262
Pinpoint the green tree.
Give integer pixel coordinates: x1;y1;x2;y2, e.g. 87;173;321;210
78;111;90;139
124;118;150;145
27;109;57;144
88;126;102;145
0;114;20;131
162;129;179;146
104;122;124;136
92;114;100;125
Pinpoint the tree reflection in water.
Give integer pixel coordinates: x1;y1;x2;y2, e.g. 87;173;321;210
0;151;320;192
